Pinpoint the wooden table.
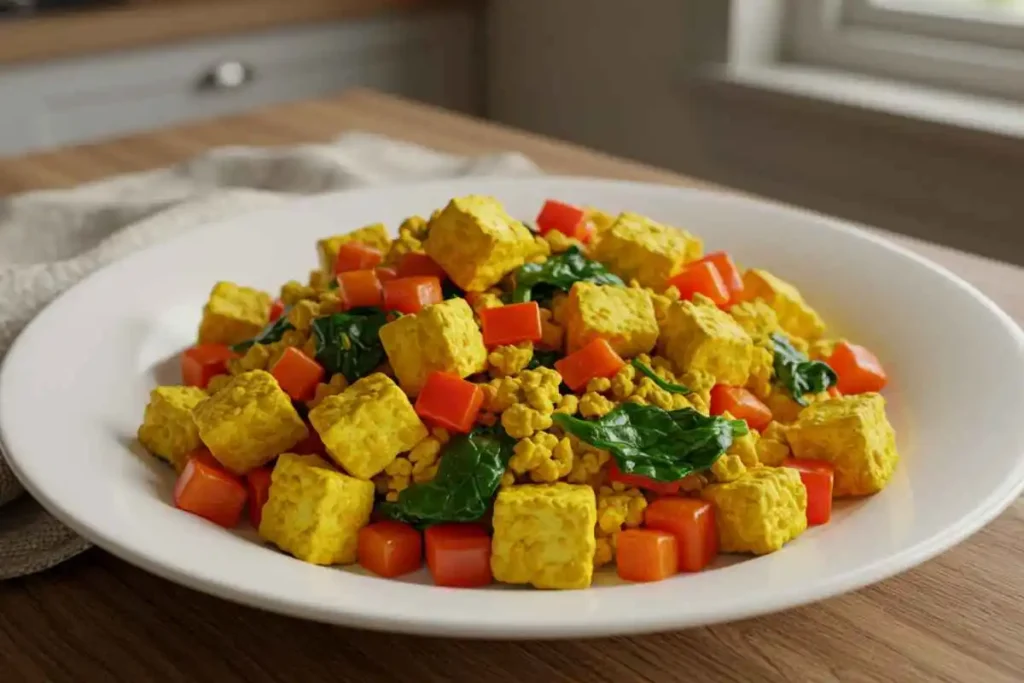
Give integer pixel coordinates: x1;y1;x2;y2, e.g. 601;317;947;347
1;90;1022;683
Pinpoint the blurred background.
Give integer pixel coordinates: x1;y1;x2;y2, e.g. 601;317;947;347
1;0;1021;263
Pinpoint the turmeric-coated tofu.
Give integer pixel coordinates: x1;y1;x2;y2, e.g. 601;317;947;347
491;483;597;590
741;269;826;341
786;393;898;496
259;453;374;565
192;370;307;475
308;373;427;479
137;385;208;471
197;281;271;345
702;467;807;555
564;282;658;358
316;223;392;274
728;299;782;341
423;195;537;291
658;299;754;386
378;298;488;395
590;212;702;289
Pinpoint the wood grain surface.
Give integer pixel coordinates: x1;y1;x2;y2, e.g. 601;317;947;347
0;0;464;66
1;89;1022;683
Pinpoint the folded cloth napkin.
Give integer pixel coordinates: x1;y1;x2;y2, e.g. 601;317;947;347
0;131;540;579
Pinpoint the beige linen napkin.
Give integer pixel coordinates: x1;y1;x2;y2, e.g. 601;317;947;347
0;132;540;579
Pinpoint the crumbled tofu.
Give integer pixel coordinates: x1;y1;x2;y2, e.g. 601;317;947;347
590;212;702;289
658;299;754;386
192;370;307;474
491;483;597;589
316;223;391;274
378;298;487;395
308;373;427;479
785;393;898;496
742;269;826;341
564;282;658;358
197;281;271;345
259;453;374;565
702;467;807;555
728;299;782;340
423;195;538;291
756;421;792;466
137;385;208;471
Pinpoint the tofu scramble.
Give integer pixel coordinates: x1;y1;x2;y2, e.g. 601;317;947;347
139;196;897;589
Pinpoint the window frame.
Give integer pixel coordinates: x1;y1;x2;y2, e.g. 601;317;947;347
785;0;1024;101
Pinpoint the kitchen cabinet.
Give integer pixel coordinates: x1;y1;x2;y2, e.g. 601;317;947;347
0;7;480;156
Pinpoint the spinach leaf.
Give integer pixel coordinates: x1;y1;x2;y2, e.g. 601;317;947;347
527;348;562;370
510;245;623;303
231;309;294;353
311;309;389;382
552;403;746;482
771;332;837;406
377;425;515;524
631;359;690;395
441;278;464;301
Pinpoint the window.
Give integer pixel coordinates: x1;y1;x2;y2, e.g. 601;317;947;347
786;0;1024;100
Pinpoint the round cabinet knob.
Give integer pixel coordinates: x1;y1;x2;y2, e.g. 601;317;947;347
197;61;254;91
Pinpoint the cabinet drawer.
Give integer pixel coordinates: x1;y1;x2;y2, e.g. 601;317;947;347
0;8;478;155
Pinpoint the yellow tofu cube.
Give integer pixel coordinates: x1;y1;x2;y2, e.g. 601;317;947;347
728;299;782;341
564;282;658;358
785;393;898;496
491;483;597;590
742;269;826;341
192;370;307;475
316;223;392;274
702;467;807;555
197;281;271;345
259;453;375;565
590;212;702;289
378;298;488;395
423;195;537;291
308;373;427;479
137;385;208;471
658;299;754;386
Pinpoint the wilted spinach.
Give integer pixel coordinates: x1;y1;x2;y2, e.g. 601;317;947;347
510;245;623;303
552;403;746;482
527;349;562;370
631;359;690;395
771;333;837;406
441;278;464;301
231;309;294;353
377;425;515;524
311;309;389;383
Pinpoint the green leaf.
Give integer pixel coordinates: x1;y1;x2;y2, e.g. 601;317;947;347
510;245;623;303
631;359;690;395
552;403;746;482
441;278;464;301
527;348;562;370
770;332;837;406
311;309;389;383
231;310;294;353
377;425;515;524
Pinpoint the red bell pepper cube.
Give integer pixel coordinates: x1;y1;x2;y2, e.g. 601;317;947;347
782;458;835;525
415;371;484;434
173;449;248;528
181;343;235;389
480;301;543;347
554;338;625;392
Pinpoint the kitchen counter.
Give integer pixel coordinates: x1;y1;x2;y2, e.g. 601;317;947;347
0;89;1022;683
0;0;465;66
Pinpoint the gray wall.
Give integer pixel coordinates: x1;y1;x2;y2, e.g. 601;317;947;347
486;0;1024;265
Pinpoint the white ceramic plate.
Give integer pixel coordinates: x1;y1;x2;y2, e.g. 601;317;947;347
2;178;1023;639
